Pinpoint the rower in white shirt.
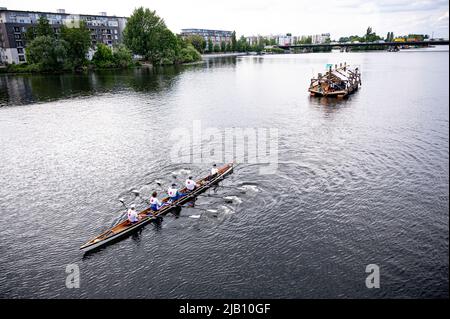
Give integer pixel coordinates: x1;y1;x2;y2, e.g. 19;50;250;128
127;204;139;223
149;191;163;212
210;164;219;175
167;183;184;203
185;176;198;192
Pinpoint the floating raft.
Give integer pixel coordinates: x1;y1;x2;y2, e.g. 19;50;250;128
309;62;362;98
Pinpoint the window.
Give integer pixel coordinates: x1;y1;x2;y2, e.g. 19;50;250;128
17;48;24;54
14;34;21;39
16;41;23;47
19;55;26;62
14;27;20;32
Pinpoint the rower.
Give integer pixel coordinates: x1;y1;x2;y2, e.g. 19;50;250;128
127;204;139;223
167;183;183;203
210;164;219;176
185;176;198;192
149;191;163;212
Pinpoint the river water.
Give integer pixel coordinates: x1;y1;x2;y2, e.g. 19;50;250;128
0;48;448;298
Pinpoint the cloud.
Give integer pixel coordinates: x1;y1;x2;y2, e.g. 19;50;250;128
1;0;448;38
438;11;449;21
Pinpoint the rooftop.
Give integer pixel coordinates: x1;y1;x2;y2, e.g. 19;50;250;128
0;8;127;19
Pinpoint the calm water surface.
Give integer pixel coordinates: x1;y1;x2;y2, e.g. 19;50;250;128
0;48;448;298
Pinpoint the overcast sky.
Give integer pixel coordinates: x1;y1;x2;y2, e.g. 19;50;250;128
2;0;449;38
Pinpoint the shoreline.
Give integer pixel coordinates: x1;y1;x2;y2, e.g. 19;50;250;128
201;52;249;58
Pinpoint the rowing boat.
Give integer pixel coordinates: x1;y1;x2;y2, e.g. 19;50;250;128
80;163;234;252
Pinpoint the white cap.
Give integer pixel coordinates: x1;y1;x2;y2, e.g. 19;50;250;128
130;204;136;209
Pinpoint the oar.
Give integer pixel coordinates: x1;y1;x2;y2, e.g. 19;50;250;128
131;190;151;205
196;193;226;199
111;198;129;227
196;193;237;203
214;184;246;193
155;180;168;192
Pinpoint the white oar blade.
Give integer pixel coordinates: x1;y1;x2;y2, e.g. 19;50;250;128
207;209;218;213
189;215;201;219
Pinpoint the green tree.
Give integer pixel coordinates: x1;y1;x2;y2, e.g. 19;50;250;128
213;43;221;52
207;38;213;52
225;42;231;52
220;41;226;52
25;16;54;41
113;44;133;68
26;35;68;71
185;35;206;53
178;44;202;63
364;26;381;42
157;28;180;65
123;7;167;62
231;31;237;51
236;36;248;52
60;22;91;70
92;43;114;68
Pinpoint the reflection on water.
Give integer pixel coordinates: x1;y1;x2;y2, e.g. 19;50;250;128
0;67;188;106
0;51;448;298
0;58;244;107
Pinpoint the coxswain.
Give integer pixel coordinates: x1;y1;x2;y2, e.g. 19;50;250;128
127;204;139;223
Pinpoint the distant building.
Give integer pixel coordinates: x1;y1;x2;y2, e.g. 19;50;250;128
246;34;295;47
277;34;292;46
311;33;330;44
0;7;127;64
180;28;232;50
246;35;259;46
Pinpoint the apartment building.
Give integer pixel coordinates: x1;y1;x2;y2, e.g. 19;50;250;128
311;33;331;44
0;7;127;64
180;28;233;50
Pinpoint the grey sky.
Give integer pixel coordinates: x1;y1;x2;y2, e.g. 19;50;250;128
2;0;448;38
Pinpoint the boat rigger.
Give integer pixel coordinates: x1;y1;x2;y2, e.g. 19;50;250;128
80;163;234;252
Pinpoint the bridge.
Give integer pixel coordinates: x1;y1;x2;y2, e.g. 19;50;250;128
277;40;449;50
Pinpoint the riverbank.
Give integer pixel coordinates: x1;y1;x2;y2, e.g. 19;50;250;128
201;52;249;58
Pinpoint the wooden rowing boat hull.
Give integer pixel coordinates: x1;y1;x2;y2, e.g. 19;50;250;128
80;163;234;252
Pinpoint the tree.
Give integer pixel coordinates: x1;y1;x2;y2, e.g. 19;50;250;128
213;43;221;52
298;35;312;44
207;38;213;52
236;35;248;52
220;41;226;52
231;31;237;51
364;26;381;42
157;28;180;65
92;43;114;68
25;16;54;41
26;35;68;71
225;42;231;52
60;22;91;70
178;44;202;63
123;7;167;62
113;44;133;68
185;35;206;53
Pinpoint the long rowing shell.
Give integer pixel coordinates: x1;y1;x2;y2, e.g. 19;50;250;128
80;163;234;252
